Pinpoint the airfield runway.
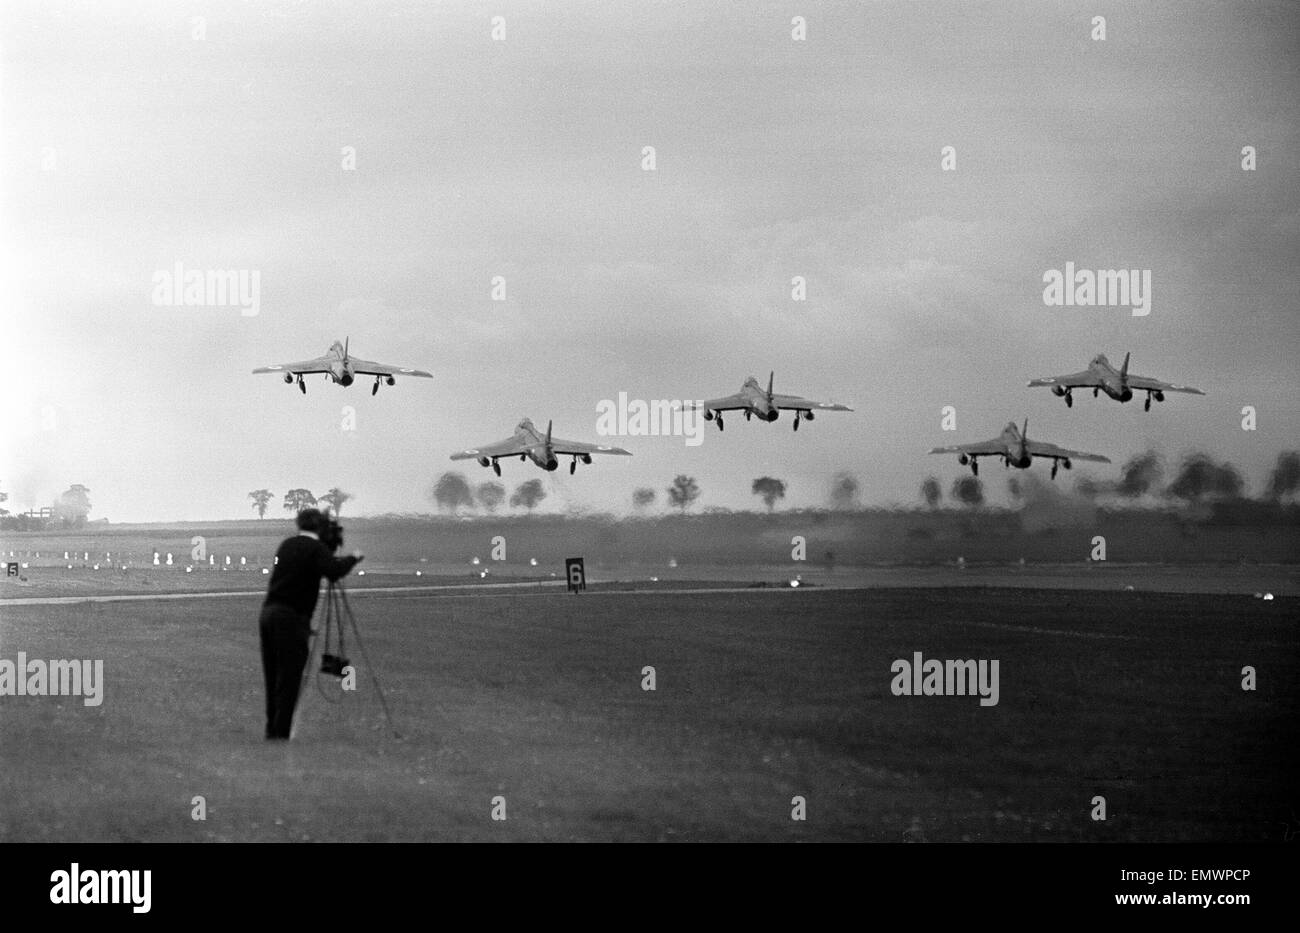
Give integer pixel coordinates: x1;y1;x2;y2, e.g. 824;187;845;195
1;570;1295;842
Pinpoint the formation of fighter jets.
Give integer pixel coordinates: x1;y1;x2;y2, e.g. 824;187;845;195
253;338;433;395
693;373;854;431
932;351;1205;479
250;348;856;475
251;341;1203;485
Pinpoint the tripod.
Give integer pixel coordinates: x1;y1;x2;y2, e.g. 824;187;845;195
292;579;399;739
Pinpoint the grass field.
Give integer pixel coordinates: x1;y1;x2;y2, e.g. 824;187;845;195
1;585;1295;842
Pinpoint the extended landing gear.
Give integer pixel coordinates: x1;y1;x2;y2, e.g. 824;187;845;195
298;375;306;395
1093;388;1099;398
492;460;501;477
970;458;979;476
1065;389;1073;408
793;411;800;431
570;459;577;475
1051;461;1059;480
717;413;724;431
372;377;381;396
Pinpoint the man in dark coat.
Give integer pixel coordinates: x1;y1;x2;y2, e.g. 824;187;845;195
259;508;362;739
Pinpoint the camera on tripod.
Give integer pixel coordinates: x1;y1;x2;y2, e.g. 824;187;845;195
320;651;351;677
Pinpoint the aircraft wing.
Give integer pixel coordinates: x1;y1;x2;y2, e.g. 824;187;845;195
1026;370;1101;389
1025;440;1110;463
550;437;632;457
771;393;853;412
1124;374;1204;394
252;356;333;375
928;438;1006;456
697;393;751;412
450;438;527;461
348;357;433;378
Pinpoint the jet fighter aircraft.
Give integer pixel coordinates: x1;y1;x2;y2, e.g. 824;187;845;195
694;372;853;431
451;418;631;476
1028;352;1204;411
253;338;432;394
928;419;1110;480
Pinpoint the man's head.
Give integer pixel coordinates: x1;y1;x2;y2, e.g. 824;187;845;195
296;508;325;533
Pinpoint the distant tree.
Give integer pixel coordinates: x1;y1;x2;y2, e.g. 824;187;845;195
320;487;352;515
1074;476;1103;499
1117;450;1164;498
476;481;506;513
431;472;475;513
52;484;92;528
632;487;657;511
248;489;273;519
1266;451;1300;501
751;476;787;512
921;476;942;509
0;481;8;517
950;476;984;508
283;488;317;514
666;475;700;514
830;472;859;510
510;478;546;513
1166;454;1243;502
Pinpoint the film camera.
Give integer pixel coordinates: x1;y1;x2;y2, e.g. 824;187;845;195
320;651;351;677
318;512;345;552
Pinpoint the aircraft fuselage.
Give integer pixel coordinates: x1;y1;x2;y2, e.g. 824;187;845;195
515;423;558;471
328;359;354;386
1088;359;1132;402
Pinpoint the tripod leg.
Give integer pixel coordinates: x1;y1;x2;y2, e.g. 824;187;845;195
337;586;401;739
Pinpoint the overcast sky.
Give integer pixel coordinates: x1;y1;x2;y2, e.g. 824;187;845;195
2;0;1297;521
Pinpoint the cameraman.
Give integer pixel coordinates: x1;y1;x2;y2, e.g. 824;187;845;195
259;508;363;740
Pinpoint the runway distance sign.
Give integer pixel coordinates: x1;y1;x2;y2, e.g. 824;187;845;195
566;557;586;594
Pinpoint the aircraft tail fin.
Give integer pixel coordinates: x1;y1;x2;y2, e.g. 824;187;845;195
767;371;774;400
1022;417;1028;440
343;336;349;361
546;419;552;447
1120;351;1130;381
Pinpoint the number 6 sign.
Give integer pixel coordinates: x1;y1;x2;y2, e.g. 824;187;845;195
566;557;586;594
